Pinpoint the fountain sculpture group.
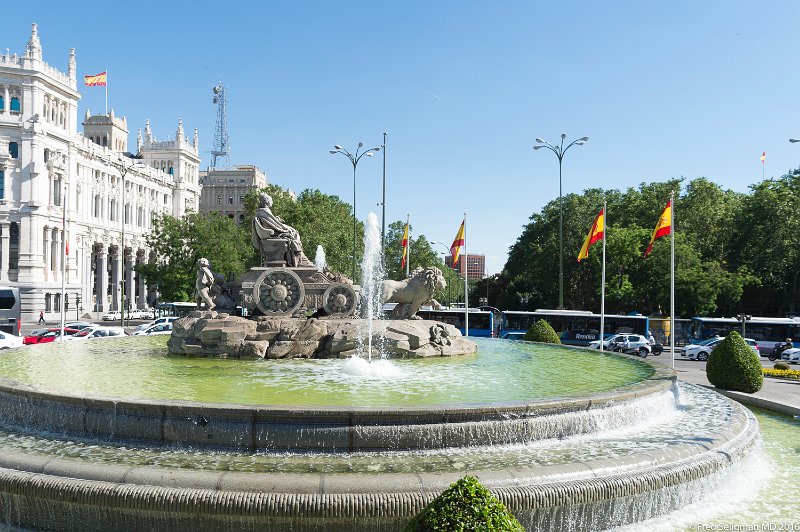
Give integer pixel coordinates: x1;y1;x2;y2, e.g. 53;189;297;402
0;201;763;531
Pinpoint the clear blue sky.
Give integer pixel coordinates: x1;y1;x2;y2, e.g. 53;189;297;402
9;1;800;274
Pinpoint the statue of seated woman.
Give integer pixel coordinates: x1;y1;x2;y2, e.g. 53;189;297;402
252;192;313;267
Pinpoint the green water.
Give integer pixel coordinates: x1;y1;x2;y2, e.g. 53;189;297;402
0;337;653;407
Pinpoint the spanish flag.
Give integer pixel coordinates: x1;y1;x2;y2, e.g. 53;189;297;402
84;72;107;86
450;220;465;266
400;222;409;269
577;208;605;262
761;151;766;163
644;199;672;258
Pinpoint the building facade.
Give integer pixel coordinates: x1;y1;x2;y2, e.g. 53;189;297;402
198;165;267;223
0;24;201;320
445;253;486;279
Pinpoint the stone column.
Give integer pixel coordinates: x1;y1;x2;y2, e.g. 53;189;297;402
2;86;8;114
136;250;146;309
124;250;134;312
42;227;51;281
0;223;9;281
111;248;121;312
95;246;107;312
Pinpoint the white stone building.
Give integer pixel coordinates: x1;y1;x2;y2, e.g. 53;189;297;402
0;24;201;320
198;165;267;223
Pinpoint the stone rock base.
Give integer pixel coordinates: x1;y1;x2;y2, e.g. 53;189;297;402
168;312;478;359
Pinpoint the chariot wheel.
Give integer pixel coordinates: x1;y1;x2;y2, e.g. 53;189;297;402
322;283;358;316
253;268;305;316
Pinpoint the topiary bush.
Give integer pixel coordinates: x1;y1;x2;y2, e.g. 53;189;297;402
774;361;790;371
404;475;524;532
523;319;561;344
706;331;763;393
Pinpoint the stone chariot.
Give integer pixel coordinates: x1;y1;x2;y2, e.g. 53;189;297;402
240;221;359;318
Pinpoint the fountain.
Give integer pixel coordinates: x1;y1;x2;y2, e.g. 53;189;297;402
0;205;780;530
314;244;326;271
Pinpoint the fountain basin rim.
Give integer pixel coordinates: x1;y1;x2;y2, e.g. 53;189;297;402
0;395;760;530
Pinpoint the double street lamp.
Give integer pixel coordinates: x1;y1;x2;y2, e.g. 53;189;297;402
330;142;381;281
533;134;588;309
106;156;145;328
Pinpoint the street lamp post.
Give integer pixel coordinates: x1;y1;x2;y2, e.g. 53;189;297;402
330;142;381;281
533;134;588;309
106;156;144;328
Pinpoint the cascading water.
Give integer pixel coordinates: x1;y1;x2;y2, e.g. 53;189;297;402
359;213;384;362
314;245;326;271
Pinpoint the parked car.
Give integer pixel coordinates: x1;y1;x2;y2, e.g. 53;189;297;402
64;321;96;331
780;348;800;364
135;316;178;332
23;328;81;344
587;334;652;356
132;322;173;336
0;331;24;349
101;311;121;321
71;326;128;339
681;336;759;361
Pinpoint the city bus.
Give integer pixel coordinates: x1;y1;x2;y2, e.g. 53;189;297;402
0;287;21;336
689;316;800;352
500;309;650;346
157;302;197;318
416;308;495;337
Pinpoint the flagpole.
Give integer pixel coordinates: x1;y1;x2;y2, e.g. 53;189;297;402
464;213;468;337
405;214;410;278
105;68;108;114
600;201;606;353
670;191;675;369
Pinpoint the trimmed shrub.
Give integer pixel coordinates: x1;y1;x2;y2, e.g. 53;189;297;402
404;475;524;532
774;361;790;371
706;331;763;393
523;319;561;344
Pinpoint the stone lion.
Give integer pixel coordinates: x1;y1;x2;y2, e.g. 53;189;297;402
380;267;446;319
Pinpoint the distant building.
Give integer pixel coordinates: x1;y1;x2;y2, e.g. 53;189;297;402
198;165;267;223
445;253;485;279
0;24;201;319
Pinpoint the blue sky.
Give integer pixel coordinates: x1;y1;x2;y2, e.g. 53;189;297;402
9;1;800;274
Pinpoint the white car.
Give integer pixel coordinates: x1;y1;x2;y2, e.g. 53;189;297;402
132;322;173;336
102;311;121;321
681;337;759;361
587;334;652;356
0;331;24;349
135;316;177;332
781;348;800;364
65;326;127;340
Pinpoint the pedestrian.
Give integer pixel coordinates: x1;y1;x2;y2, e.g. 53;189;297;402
38;310;45;324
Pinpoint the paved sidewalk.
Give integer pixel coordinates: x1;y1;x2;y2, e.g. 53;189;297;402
652;357;800;416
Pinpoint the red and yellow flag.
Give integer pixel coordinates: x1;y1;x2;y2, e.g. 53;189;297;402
84;72;107;86
450;220;465;265
400;223;409;269
577;208;605;262
644;199;672;258
760;151;766;163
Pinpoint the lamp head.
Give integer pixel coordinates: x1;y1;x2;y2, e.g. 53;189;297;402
358;142;364;148
535;138;545;144
329;150;338;154
366;152;373;157
533;145;543;150
579;136;589;142
561;133;567;139
372;147;381;152
334;145;342;150
791;139;800;143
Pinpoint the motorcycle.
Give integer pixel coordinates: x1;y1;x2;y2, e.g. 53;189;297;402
769;344;791;361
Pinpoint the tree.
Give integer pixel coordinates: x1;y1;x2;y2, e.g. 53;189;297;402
137;212;251;303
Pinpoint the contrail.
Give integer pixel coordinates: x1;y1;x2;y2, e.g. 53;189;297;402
420;89;442;100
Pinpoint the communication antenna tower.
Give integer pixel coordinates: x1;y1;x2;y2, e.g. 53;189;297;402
210;81;230;168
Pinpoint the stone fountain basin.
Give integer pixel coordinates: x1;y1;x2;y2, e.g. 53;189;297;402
0;358;675;452
0;386;759;531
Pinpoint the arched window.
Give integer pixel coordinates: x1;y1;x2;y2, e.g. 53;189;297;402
168;166;174;175
102;136;107;147
10;97;20;114
0;96;4;112
9;142;18;159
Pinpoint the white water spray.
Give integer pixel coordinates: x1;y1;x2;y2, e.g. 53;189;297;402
314;245;327;271
360;213;384;362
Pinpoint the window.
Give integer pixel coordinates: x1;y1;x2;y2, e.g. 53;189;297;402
0;96;4;111
168;166;174;176
0;289;16;310
44;293;51;312
10;97;20;114
239;196;244;205
52;177;62;206
0;171;4;200
94;195;101;217
9;223;18;270
9;143;18;159
54;293;61;312
217;196;222;205
228;196;234;205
